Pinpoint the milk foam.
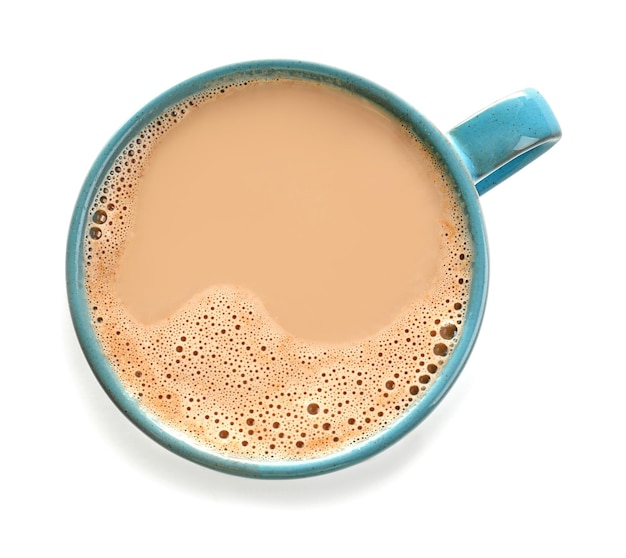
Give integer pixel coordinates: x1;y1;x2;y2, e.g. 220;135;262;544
84;78;473;460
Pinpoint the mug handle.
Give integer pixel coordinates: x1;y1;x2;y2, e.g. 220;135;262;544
447;89;561;196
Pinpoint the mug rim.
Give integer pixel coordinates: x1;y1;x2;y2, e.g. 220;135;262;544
66;59;489;478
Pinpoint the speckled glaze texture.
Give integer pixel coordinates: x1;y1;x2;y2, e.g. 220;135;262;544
448;89;561;195
66;60;561;478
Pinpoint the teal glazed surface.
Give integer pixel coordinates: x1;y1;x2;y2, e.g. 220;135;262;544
66;60;561;479
448;89;561;195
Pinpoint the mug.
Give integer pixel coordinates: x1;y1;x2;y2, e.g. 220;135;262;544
67;60;561;478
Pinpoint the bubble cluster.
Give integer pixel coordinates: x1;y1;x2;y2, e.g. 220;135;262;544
83;77;474;461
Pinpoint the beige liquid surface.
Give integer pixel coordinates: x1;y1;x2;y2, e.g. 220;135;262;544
116;80;442;343
84;78;473;461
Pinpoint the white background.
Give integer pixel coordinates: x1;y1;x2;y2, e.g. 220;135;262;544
2;1;624;556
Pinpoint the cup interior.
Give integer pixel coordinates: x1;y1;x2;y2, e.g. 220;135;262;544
67;60;489;478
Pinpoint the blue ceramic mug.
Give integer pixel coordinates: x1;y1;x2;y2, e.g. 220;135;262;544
67;60;561;478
